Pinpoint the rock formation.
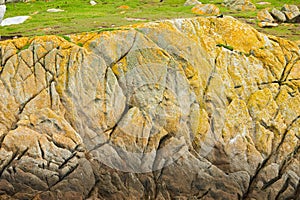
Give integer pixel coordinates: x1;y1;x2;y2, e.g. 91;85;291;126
271;8;287;22
191;4;220;15
0;16;299;199
223;0;256;11
282;4;300;22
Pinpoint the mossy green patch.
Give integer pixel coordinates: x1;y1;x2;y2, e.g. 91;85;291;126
217;43;234;51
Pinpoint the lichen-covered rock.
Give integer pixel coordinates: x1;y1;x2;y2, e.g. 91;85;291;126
271;8;287;22
282;4;300;22
257;8;274;22
191;4;220;15
258;21;278;28
184;0;201;6
0;16;299;199
223;0;256;11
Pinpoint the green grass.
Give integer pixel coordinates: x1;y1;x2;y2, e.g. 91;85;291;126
216;43;234;51
0;0;194;36
0;0;299;41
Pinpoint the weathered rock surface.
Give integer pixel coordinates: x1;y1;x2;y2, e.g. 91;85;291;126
184;0;201;6
282;4;300;22
0;15;30;26
223;0;256;11
0;16;299;199
90;0;97;6
47;8;64;13
271;8;287;22
0;4;5;23
258;21;278;28
257;8;274;22
191;4;220;15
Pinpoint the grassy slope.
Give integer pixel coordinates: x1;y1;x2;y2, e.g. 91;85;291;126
0;0;299;40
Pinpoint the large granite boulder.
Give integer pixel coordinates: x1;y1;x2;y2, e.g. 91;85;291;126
257;8;274;22
0;16;299;199
271;8;287;22
282;4;300;22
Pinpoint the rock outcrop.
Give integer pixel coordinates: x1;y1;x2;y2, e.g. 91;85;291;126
271;8;287;22
0;16;299;199
184;0;202;7
223;0;256;11
282;4;300;22
191;4;220;15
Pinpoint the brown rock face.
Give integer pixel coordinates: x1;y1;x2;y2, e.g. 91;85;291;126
0;16;299;199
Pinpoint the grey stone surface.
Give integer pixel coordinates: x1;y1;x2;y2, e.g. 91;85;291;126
271;8;287;22
0;5;5;23
223;0;256;11
257;8;274;22
1;15;29;26
47;8;64;12
282;4;300;21
184;0;201;6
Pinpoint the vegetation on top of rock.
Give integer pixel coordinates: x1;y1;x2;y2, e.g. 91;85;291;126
0;0;299;41
216;43;234;51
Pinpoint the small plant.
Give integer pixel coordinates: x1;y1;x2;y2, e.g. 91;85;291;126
77;42;83;47
97;27;130;33
21;43;30;51
17;43;31;53
59;35;72;42
216;43;234;51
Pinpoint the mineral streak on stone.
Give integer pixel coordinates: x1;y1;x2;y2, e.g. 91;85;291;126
0;16;299;199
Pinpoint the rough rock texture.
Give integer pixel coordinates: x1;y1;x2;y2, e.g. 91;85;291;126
191;4;220;15
0;5;5;23
223;0;256;11
257;8;274;23
0;16;299;199
271;8;287;22
184;0;201;6
258;21;278;28
282;4;300;22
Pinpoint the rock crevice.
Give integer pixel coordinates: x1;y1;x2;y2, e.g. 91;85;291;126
0;16;299;199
